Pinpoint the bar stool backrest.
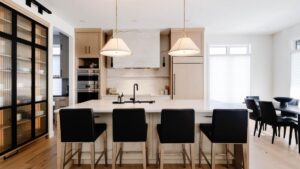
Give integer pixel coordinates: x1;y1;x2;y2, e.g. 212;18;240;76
113;108;147;142
59;108;95;142
212;109;248;143
160;109;195;143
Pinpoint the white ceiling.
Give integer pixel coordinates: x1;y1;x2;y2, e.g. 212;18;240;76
43;0;300;34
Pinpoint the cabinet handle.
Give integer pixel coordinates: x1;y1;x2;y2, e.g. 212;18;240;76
88;46;91;54
173;74;176;95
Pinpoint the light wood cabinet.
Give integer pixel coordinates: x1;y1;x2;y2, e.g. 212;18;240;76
172;57;204;99
170;28;204;57
75;28;107;99
75;29;102;58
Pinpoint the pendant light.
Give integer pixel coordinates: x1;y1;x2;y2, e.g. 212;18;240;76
100;0;131;57
168;0;200;57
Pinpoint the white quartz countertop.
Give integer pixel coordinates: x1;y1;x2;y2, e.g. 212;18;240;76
55;99;245;114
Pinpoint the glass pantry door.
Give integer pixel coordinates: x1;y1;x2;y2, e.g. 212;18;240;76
0;5;12;154
16;14;32;145
35;48;47;136
35;24;47;46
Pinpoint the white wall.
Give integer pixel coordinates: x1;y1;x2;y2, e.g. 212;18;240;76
4;0;76;137
272;23;300;97
205;34;273;100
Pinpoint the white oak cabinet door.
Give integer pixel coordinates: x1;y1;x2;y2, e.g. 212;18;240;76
173;63;204;99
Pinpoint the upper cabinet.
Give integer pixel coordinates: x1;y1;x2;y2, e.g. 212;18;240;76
75;29;102;58
170;28;204;57
111;30;160;68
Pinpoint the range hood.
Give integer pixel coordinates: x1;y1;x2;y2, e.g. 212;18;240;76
111;30;160;68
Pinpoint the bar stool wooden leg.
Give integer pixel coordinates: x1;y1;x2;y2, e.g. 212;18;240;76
242;144;248;169
159;143;164;169
78;143;82;165
142;142;147;169
225;144;230;168
104;131;108;166
211;143;216;169
190;144;195;169
156;139;160;167
182;144;186;168
60;143;66;169
119;143;123;166
90;142;95;169
146;141;149;166
199;131;203;168
112;142;117;169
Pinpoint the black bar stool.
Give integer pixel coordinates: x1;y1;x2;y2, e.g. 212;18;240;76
156;109;195;169
112;108;148;169
59;109;107;169
199;109;248;169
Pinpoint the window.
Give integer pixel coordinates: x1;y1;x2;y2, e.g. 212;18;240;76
52;44;61;77
208;44;251;103
291;40;300;100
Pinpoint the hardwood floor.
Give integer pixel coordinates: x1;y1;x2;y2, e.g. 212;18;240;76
0;121;299;169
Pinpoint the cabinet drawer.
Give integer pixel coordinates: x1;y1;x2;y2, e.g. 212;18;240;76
173;56;203;64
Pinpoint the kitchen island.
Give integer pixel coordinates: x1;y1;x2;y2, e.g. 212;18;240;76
55;99;248;169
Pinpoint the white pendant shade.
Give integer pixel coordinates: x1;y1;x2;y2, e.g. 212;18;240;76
168;37;200;57
100;38;131;57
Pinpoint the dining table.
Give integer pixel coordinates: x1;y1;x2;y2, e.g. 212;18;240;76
275;105;300;153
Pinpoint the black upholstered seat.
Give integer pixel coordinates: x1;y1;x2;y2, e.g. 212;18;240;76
59;108;107;169
60;108;107;142
113;108;148;142
199;109;248;144
156;109;195;169
198;109;248;169
112;108;148;169
157;109;195;143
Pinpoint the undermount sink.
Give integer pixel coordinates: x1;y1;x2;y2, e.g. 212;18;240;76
112;100;155;104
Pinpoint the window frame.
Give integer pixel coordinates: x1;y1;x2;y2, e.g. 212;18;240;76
208;44;251;56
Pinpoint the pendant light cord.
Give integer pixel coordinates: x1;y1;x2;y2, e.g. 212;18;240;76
116;0;118;36
183;0;186;37
115;0;119;48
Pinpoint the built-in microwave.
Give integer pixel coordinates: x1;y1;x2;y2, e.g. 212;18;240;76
77;69;100;103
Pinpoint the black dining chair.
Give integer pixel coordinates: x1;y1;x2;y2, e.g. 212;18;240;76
59;109;107;169
288;121;298;145
199;109;248;169
281;99;299;118
258;101;296;144
278;99;299;138
245;98;261;136
246;96;260;100
156;109;195;169
112;108;148;169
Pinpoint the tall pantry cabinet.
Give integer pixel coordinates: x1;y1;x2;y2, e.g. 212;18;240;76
170;28;205;99
0;2;49;157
